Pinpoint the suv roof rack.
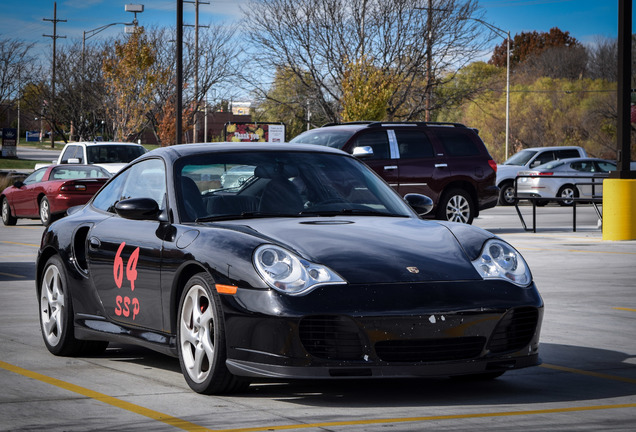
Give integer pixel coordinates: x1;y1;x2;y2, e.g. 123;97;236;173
321;121;468;128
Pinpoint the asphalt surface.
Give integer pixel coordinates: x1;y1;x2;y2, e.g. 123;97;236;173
1;202;635;431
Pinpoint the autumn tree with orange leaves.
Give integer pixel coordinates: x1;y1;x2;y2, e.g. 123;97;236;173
102;27;168;142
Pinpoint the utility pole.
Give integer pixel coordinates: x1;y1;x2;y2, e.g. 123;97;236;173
177;0;183;144
43;2;66;149
184;0;210;143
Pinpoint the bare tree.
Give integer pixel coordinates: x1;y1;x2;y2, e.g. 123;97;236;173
518;45;589;80
0;36;37;119
242;0;490;123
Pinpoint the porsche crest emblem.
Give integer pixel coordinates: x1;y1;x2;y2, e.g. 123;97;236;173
406;266;420;274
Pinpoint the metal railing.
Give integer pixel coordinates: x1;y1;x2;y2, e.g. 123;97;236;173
513;174;605;233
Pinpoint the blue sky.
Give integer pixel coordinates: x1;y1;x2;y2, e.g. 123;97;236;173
1;0;631;55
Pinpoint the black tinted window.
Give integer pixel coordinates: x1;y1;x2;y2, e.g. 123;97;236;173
395;130;434;159
435;129;479;157
353;131;390;160
556;149;581;159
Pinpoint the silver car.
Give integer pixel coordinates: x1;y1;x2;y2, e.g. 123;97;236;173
516;158;616;206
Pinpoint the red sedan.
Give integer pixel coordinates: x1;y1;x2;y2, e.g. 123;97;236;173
1;164;110;226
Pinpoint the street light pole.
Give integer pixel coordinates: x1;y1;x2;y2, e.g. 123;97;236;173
463;17;511;160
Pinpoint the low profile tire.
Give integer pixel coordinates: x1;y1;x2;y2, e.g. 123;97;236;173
557;185;578;207
2;197;17;226
39;255;108;357
40;197;53;226
436;188;474;224
177;273;249;394
498;182;517;206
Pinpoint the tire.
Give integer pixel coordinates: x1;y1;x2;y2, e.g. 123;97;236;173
498;181;517;206
39;255;82;356
40;197;52;226
2;197;17;226
177;273;249;394
436;188;474;224
557;185;578;206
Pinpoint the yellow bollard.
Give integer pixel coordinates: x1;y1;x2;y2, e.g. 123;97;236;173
602;179;636;240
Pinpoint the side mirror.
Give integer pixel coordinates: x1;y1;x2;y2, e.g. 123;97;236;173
67;158;81;164
13;180;24;188
352;146;374;158
115;198;160;221
404;193;434;216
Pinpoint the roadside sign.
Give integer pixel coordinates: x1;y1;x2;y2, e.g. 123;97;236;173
1;128;17;157
224;122;286;143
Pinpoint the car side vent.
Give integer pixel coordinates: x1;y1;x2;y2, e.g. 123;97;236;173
487;307;539;353
299;315;364;361
375;337;486;363
73;226;91;273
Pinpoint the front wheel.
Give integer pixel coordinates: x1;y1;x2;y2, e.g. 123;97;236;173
436;188;474;224
2;197;17;226
177;273;249;394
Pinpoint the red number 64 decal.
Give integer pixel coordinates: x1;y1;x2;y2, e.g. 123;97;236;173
114;242;140;291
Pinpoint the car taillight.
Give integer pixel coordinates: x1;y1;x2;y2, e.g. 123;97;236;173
537;172;553;176
60;184;87;191
488;159;497;172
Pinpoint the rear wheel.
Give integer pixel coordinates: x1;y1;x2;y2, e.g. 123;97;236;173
437;188;474;224
40;197;53;226
177;273;249;394
39;256;108;356
2;197;17;226
498;181;517;206
557;185;578;206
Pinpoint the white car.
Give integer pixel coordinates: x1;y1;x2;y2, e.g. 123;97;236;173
496;146;586;205
35;142;147;174
516;158;616;206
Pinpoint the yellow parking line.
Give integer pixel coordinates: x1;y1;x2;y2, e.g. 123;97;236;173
0;360;208;432
0;272;25;279
0;240;39;247
614;307;636;313
541;363;636;385
2;359;636;432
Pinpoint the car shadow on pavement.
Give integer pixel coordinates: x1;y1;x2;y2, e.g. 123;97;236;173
99;342;635;404
0;262;36;281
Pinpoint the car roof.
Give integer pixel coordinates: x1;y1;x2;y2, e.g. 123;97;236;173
518;146;584;152
71;141;145;147
141;142;348;162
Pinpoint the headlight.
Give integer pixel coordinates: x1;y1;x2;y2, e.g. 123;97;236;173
253;244;346;295
472;239;532;287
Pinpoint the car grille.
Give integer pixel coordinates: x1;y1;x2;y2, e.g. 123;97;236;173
487;307;539;353
299;315;364;360
375;337;486;362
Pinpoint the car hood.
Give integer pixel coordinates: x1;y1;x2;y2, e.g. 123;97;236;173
220;217;486;284
496;164;524;182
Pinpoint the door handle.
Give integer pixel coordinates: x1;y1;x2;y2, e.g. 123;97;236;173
89;237;101;248
435;163;448;168
384;165;398;170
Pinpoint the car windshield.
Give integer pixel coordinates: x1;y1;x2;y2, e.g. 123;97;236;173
289;129;357;149
175;151;413;222
86;145;146;164
503;149;538;166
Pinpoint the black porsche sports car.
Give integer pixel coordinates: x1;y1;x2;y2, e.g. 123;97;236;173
37;142;543;394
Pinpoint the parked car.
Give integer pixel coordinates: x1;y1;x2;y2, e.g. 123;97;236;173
35;141;147;174
1;164;110;226
496;146;587;205
290;122;498;224
36;142;542;395
516;158;616;206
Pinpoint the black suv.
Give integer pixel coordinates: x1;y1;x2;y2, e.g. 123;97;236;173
290;122;499;224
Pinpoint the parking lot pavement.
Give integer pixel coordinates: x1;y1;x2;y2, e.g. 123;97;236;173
1;207;635;431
